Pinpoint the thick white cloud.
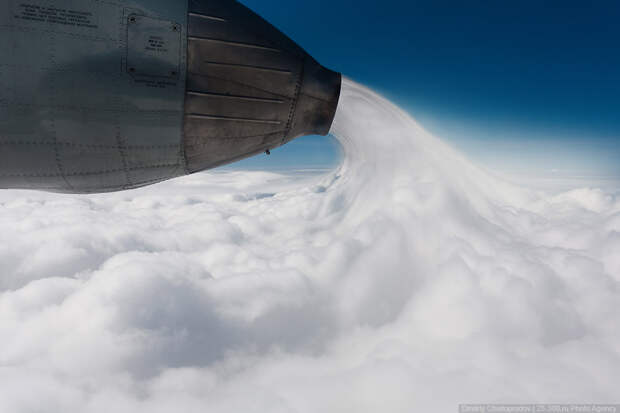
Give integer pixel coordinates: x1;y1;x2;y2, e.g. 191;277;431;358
1;79;619;412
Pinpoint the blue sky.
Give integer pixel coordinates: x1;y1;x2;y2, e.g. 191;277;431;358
233;0;620;179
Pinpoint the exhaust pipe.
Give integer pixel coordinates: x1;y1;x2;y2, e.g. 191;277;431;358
0;0;341;193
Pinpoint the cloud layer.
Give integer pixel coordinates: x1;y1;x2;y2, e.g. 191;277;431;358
1;79;619;412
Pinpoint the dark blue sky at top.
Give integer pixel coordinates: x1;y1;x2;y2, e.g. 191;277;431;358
234;0;620;178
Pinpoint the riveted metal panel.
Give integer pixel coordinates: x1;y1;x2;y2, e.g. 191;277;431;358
0;0;188;193
1;0;342;192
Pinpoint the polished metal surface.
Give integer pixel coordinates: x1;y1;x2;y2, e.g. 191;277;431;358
0;0;341;193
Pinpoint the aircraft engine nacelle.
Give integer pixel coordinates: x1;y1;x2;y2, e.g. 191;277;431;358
0;0;341;192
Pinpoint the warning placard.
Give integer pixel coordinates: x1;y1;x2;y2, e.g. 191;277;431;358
10;0;115;38
14;3;98;29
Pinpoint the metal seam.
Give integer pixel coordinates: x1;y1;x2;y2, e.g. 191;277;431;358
283;57;305;145
0;142;180;150
184;130;287;142
188;12;227;22
180;6;191;175
49;31;75;191
186;71;292;101
187;36;281;52
118;8;133;189
0;163;180;178
0;101;184;115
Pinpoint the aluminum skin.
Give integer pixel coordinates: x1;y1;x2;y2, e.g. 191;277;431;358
0;0;341;193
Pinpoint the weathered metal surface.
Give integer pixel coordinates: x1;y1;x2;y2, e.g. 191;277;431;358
0;0;188;193
0;0;341;193
183;0;342;173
